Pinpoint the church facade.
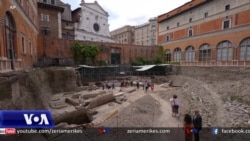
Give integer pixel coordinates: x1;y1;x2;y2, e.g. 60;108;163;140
73;0;114;42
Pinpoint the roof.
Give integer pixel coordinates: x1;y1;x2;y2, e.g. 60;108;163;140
158;0;209;23
78;65;119;69
72;7;81;13
37;2;64;13
135;64;170;71
80;1;109;16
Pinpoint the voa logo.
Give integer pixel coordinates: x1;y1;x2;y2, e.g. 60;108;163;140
23;114;49;125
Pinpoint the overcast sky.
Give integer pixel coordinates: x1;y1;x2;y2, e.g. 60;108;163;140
61;0;190;31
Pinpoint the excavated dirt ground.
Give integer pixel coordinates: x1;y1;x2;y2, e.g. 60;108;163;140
96;75;250;128
1;67;250;141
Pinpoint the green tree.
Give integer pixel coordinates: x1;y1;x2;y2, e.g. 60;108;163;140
154;46;164;64
71;42;82;64
84;44;100;64
71;43;100;65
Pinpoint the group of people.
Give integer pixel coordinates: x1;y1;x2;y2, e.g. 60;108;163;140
183;110;202;141
102;79;155;93
170;95;202;141
102;81;115;90
142;80;154;92
119;80;154;92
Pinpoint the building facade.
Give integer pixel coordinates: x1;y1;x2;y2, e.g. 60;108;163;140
110;25;135;45
37;36;158;66
134;17;158;46
0;0;38;72
38;0;64;38
59;1;74;40
73;0;114;42
158;0;250;66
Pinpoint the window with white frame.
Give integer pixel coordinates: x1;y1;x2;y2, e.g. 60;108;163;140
21;34;26;54
41;14;49;22
166;34;170;41
188;27;193;37
223;19;230;29
225;4;230;11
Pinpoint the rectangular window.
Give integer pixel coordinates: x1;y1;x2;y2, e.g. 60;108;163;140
41;14;49;21
43;0;47;3
51;0;55;5
204;12;208;18
177;22;179;27
225;4;230;11
189;18;192;23
223;20;230;29
41;27;51;35
29;41;32;55
151;24;156;30
188;29;193;36
167;26;169;30
166;35;169;41
152;39;155;45
21;35;26;54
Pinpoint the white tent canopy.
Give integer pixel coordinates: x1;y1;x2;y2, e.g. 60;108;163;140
135;64;170;71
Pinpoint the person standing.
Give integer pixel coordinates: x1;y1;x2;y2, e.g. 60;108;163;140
136;81;139;89
151;83;154;91
112;82;115;89
184;114;193;141
193;110;202;141
171;95;179;117
102;82;105;90
143;80;146;90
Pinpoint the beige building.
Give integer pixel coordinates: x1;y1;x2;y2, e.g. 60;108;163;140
110;25;135;44
134;17;158;46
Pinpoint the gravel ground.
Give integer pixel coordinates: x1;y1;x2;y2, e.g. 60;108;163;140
100;94;161;127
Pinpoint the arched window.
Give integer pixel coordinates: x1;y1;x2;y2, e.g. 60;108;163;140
185;46;195;62
199;43;211;61
5;12;16;70
173;48;181;62
164;49;171;62
217;41;232;61
239;38;250;61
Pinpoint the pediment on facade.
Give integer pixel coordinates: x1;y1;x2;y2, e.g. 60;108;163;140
85;2;109;16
